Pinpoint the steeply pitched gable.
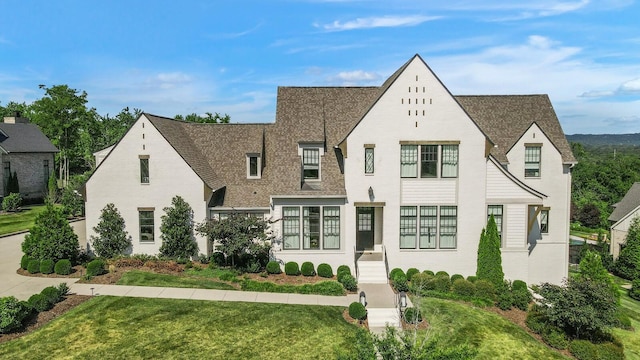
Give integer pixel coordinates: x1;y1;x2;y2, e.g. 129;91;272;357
609;182;640;222
0;123;58;153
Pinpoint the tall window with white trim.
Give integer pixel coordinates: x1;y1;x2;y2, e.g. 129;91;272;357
439;206;457;249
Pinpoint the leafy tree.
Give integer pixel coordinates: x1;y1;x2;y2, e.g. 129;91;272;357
60;186;84;217
197;212;271;268
90;203;132;258
47;173;58;203
22;202;79;263
2;193;22;212
538;277;618;340
614;216;640;280
0;101;30;118
476;215;504;288
174;112;230;123
578;250;619;301
159;196;198;259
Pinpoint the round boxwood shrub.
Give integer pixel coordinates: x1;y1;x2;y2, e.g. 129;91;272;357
265;261;282;274
20;255;31;270
40;259;54;275
389;268;405;281
54;259;72;275
27;260;40;274
317;263;333;278
301;262;315;276
284;261;300;276
466;275;478;283
0;296;31;334
86;259;106;277
423;270;435;276
406;268;419;281
40;286;61;306
409;273;433;291
348;301;367;320
452;278;476;297
435;271;449;278
432;275;451;293
474;279;496;301
393;274;409;292
512;281;533;311
450;274;464;282
337;265;351;282
341;274;358;292
27;293;51;312
403;307;422;324
512;279;527;291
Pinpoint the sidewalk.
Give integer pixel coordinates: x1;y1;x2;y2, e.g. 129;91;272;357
71;283;359;307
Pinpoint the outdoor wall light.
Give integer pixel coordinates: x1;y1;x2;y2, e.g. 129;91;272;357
368;186;374;199
359;291;367;307
399;291;407;310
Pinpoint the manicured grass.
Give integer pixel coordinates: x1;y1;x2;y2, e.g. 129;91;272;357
0;204;47;235
613;283;640;359
117;270;237;290
416;297;568;359
0;296;359;359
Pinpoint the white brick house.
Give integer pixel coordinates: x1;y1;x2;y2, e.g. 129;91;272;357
85;54;575;285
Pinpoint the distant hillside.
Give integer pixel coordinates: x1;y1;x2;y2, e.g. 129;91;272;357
567;133;640;146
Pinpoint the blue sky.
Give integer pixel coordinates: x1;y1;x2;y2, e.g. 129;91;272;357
0;0;639;134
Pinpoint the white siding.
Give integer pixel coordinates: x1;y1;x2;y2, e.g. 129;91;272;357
505;204;526;248
401;179;457;204
486;160;541;201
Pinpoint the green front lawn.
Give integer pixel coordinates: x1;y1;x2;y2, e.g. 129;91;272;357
613;284;640;359
117;270;237;290
416;297;568;359
0;204;47;235
0;296;359;359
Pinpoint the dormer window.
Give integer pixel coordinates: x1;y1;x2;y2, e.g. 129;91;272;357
247;154;261;179
303;148;320;180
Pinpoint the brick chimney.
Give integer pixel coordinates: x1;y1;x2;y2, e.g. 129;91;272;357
3;111;29;124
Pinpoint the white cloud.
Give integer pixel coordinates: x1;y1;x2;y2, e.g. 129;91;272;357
580;78;640;98
619;78;640;93
317;15;441;31
328;70;380;85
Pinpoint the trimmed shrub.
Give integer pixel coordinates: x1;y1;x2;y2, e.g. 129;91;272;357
21;202;80;264
431;275;451;293
435;271;449;278
317;263;333;278
569;340;599;360
389;268;405;281
20;255;30;270
452;278;476;297
54;259;72;275
41;286;61;305
512;279;528;291
0;296;31;334
57;282;70;297
27;260;40;274
403;307;423;324
512;281;533;311
393;274;409;292
265;261;282;274
423;270;435;276
630;278;640;301
526;306;549;335
474;279;496;301
337;265;351;282
86;259;106;277
341;274;358;292
301;261;315;276
409;273;433;292
349;302;367;320
406;268;419;281
542;327;569;350
450;274;464;282
40;259;54;274
476;216;504;287
284;261;300;276
497;282;514;310
27;293;51;312
466;275;477;283
2;192;22;212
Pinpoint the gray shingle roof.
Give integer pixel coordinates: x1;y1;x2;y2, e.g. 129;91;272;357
0;123;58;153
609;182;640;222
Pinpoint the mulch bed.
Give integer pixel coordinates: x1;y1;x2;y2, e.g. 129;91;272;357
0;295;91;344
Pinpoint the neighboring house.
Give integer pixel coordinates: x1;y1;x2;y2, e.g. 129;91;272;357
609;182;640;259
0;114;58;200
93;145;114;168
85;54;575;285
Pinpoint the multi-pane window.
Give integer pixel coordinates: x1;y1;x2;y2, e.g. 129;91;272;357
400;144;458;178
540;209;549;234
439;206;457;249
284;206;340;250
249;156;259;177
365;147;375;174
400;145;418;177
488;205;503;240
323;207;340;249
139;210;154;242
524;146;541;177
303;148;320;180
303;207;321;249
419;206;437;249
441;145;459;178
283;207;300;249
420;145;438;178
400;206;417;248
140;158;149;183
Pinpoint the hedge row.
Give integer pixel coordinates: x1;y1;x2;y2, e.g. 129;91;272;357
21;255;73;276
0;283;69;334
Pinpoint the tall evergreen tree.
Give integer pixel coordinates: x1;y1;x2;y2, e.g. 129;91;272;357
476;215;504;288
22;202;79;263
615;216;640;280
91;203;132;258
159;196;198;259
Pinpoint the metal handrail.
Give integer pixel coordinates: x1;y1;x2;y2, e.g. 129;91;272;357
383;245;389;283
353;246;359;279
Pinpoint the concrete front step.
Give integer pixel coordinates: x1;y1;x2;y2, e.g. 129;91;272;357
367;308;401;328
357;261;388;284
